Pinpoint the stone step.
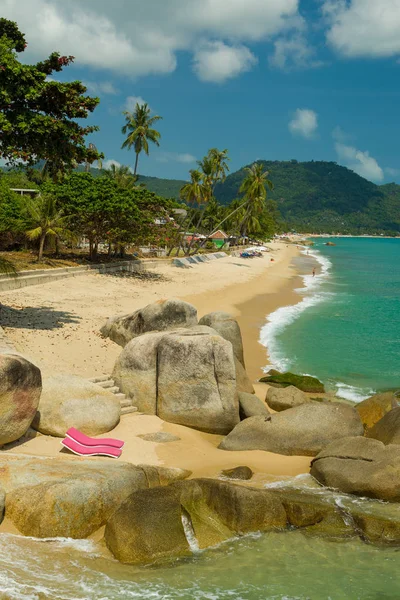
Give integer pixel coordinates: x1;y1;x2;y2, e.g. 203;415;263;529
97;380;115;389
107;386;120;394
114;393;126;401
120;399;133;408
88;375;111;384
121;406;138;415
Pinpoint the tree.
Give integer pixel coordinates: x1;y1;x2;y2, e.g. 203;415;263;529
24;194;70;262
47;173;173;260
103;163;137;189
121;103;162;176
0;19;103;178
238;162;274;236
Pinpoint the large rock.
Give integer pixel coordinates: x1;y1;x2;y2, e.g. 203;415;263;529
260;371;325;393
219;402;364;456
238;391;270;419
104;479;287;564
235;357;254;394
0;484;4;526
221;466;253;480
105;477;400;564
32;375;121;438
266;385;312;412
366;407;400;445
357;392;399;430
1;454;189;538
0;353;42;446
101;299;198;347
113;327;239;434
310;436;400;502
198;312;245;367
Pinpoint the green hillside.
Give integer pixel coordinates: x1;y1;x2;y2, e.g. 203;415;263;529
215;160;400;234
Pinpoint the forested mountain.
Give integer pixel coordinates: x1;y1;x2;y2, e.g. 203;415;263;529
215;160;400;234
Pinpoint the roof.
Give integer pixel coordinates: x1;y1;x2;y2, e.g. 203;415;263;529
10;188;39;193
209;230;228;239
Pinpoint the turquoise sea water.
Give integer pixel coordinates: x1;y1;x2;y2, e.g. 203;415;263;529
261;237;400;401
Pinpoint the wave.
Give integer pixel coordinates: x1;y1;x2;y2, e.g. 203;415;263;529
259;246;333;372
334;382;374;403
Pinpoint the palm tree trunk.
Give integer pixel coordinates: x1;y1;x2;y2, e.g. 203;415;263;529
133;153;140;176
38;233;46;262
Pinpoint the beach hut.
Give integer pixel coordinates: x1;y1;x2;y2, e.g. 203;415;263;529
209;230;229;249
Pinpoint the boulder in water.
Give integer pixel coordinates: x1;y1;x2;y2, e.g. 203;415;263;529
0;353;42;446
366;406;400;445
310;436;400;502
259;371;325;393
3;455;190;538
32;374;120;437
101;299;198;347
219;402;364;456
356;392;399;430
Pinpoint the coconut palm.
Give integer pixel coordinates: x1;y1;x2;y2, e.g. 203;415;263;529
104;163;137;189
208;148;230;188
121;103;162;176
239;162;273;236
24;194;71;262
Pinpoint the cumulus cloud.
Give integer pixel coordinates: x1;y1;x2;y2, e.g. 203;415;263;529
269;34;323;70
323;0;400;58
157;152;197;164
1;0;303;80
289;109;318;138
124;96;148;111
335;142;384;181
102;159;122;170
83;81;119;95
193;41;257;83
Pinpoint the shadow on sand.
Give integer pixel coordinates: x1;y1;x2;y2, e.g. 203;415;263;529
0;304;80;330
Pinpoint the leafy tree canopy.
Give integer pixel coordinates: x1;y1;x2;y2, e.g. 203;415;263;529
0;18;103;179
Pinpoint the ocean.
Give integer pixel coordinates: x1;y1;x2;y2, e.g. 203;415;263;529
261;237;400;402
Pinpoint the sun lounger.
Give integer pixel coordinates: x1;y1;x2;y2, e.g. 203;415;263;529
61;437;122;459
65;427;124;449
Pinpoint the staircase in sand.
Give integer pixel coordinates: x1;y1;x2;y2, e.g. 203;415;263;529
88;375;138;416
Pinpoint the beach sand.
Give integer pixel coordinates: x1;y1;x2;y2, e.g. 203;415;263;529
0;241;315;508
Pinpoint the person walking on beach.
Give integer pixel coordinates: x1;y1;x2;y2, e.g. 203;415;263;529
312;267;316;277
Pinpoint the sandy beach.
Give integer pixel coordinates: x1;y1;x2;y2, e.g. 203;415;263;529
0;241;315;515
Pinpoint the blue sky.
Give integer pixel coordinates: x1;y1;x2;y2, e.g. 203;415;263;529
4;0;400;183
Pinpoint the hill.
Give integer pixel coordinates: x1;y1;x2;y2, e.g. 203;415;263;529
215;160;400;235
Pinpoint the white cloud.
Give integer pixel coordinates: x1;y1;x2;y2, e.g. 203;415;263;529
1;0;303;81
124;96;148;111
335;142;384;181
289;109;318;138
157;152;197;164
193;41;257;83
83;81;119;95
102;159;122;170
323;0;400;58
384;167;400;177
269;34;323;70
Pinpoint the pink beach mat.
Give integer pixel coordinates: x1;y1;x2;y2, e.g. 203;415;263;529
61;437;122;459
65;427;124;449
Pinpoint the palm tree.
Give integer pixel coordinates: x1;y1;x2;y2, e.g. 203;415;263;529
239;162;273;237
178;170;209;255
208;148;230;189
121;103;162;176
104;163;137;189
24;194;71;262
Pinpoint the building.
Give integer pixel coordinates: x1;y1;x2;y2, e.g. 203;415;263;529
209;230;229;248
10;188;40;198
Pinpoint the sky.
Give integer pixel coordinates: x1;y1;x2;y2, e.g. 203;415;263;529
3;0;400;183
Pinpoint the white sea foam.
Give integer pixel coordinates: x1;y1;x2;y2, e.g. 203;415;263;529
260;246;333;372
334;382;374;403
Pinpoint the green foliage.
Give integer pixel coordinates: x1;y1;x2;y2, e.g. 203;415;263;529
0;19;103;178
122;103;162;175
45;173;173;258
102;163;137;189
215;160;400;234
23;194;71;261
